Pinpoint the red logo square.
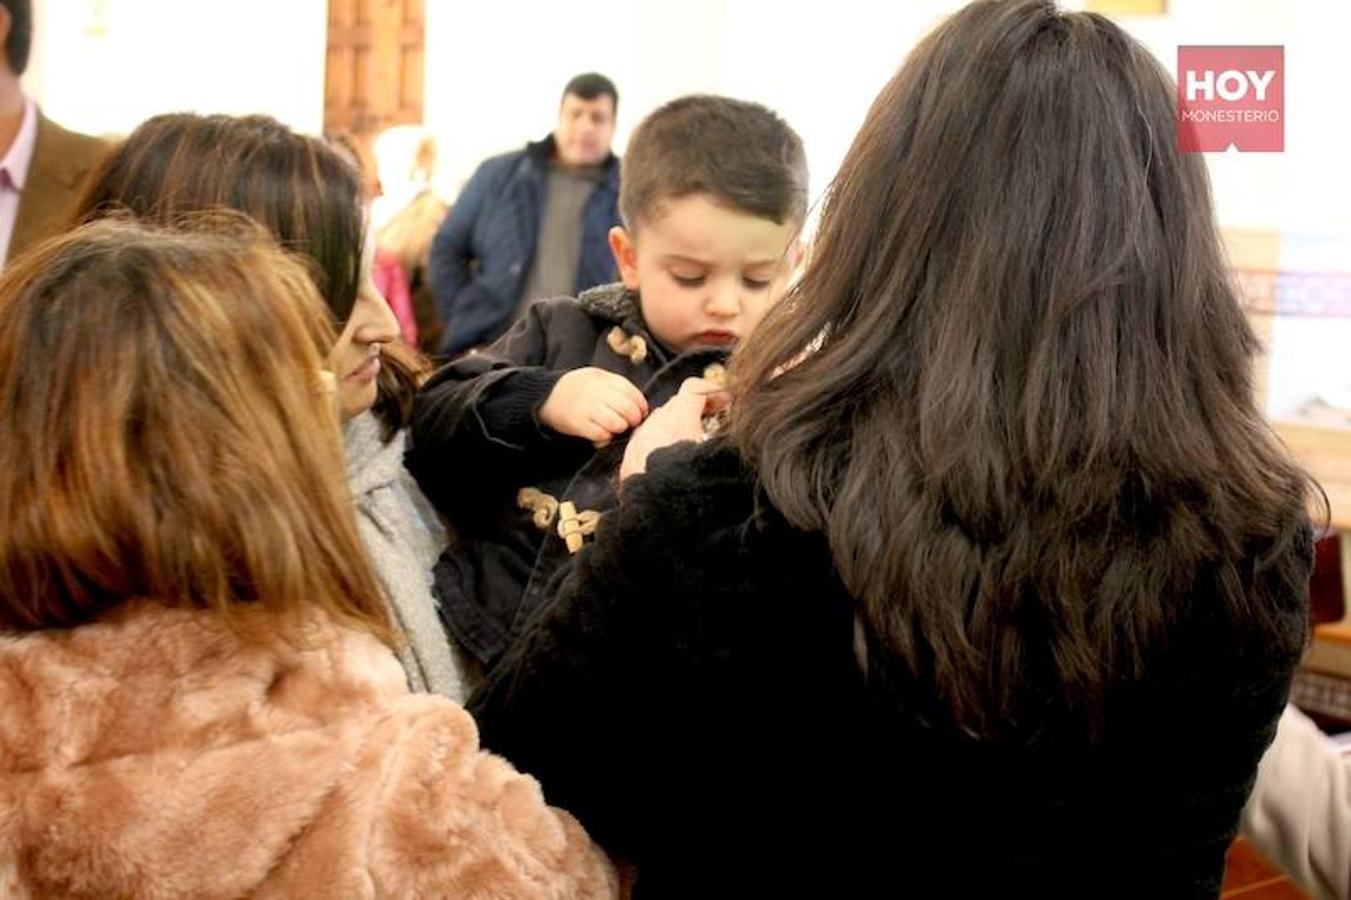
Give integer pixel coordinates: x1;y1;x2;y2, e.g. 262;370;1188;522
1176;46;1283;153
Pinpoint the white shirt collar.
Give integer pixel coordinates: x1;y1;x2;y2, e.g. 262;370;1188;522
0;98;39;191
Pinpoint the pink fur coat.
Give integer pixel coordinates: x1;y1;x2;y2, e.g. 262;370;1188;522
0;602;617;898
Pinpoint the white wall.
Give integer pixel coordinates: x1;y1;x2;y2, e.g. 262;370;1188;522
424;0;675;199
28;0;327;136
718;1;953;219
1261;2;1351;416
421;0;956;207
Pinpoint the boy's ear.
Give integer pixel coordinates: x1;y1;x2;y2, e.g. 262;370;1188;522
609;225;641;290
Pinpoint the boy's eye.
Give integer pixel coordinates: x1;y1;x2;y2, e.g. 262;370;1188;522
672;273;705;287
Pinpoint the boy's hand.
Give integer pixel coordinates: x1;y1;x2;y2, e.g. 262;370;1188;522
538;367;649;446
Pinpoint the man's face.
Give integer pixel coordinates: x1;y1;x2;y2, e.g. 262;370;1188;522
555;93;616;168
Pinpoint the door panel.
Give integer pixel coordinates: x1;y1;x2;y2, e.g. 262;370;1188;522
325;0;425;143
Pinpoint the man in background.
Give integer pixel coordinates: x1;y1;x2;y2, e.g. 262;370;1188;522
429;72;621;357
0;0;108;267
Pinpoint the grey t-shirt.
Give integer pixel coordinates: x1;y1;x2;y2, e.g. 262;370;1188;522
516;163;604;321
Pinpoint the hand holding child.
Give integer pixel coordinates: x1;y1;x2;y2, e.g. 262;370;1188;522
620;376;729;481
539;367;650;446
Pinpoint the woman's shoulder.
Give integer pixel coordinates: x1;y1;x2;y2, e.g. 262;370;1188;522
354;695;616;896
640;437;755;495
614;438;764;543
589;439;826;610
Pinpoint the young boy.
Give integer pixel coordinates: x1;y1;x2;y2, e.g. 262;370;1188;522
407;95;808;676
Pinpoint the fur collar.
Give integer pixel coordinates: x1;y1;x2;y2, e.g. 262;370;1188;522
578;281;642;326
0;602;405;774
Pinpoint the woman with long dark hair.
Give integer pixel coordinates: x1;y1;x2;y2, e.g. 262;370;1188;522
470;2;1319;896
73;114;466;699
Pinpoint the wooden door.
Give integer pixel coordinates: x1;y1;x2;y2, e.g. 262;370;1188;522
325;0;425;145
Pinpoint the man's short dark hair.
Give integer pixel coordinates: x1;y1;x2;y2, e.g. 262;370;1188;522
620;94;808;231
561;72;618;116
0;0;30;76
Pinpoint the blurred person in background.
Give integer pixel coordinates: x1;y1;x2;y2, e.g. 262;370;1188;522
429;72;621;357
0;0;106;267
374;125;451;353
327;130;422;349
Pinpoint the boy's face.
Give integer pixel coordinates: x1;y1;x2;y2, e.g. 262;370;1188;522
609;193;801;355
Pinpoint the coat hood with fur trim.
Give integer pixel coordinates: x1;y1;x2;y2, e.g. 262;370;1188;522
0;602;615;899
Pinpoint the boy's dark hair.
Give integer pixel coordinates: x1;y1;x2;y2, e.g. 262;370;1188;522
561;72;618;114
0;0;32;76
619;94;807;231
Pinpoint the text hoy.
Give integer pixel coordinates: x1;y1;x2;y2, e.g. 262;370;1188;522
1183;69;1277;103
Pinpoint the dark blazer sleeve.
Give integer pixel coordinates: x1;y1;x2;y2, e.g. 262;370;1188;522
8;117;109;264
405;302;586;522
428;160;502;355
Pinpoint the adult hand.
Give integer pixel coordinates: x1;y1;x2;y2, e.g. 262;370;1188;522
620;377;728;481
539;367;649;446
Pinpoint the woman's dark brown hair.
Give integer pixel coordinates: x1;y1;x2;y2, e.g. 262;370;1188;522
73;112;426;438
0;219;391;638
728;0;1318;737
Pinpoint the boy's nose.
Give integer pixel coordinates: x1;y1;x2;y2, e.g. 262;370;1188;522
705;283;741;318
